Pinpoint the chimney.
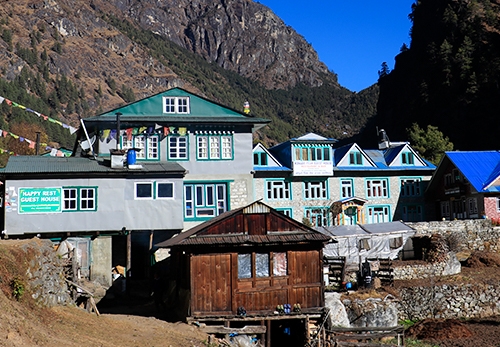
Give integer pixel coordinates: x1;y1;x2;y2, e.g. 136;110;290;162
378;129;390;150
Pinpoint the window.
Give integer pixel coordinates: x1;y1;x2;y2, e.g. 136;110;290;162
237;252;288;280
366;179;389;198
444;174;452;186
401;152;414;165
135;182;153;199
359;238;371;250
63;187;97;212
168;135;188;160
304;207;330;227
452;169;461;182
349;152;363;165
157;182;174;199
389;237;404;249
134;182;174;199
266;180;290;200
121;135;159;160
441;201;450;218
163;96;190;114
196;134;233;160
403;205;422;222
340;179;353;199
276;208;293;217
401;178;421;197
304;180;328;199
367;206;390;223
468;198;478;215
184;183;227;219
294;146;330;161
254;152;268;166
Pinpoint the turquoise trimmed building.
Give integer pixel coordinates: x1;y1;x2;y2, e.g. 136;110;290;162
253;132;436;226
83;87;269;229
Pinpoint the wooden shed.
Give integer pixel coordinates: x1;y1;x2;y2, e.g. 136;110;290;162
156;200;332;347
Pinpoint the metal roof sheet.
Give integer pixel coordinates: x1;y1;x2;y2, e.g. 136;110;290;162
447;151;500;192
2;156;185;175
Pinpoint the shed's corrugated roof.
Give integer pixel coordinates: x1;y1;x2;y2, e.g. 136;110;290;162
2;156;185;175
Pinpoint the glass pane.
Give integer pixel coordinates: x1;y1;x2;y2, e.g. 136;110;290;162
157;183;173;198
273;252;287;276
238;254;252;279
256;253;269;277
136;183;152;198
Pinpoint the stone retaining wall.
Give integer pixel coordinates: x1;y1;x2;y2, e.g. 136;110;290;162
406;219;500;252
23;239;72;307
396;283;500;320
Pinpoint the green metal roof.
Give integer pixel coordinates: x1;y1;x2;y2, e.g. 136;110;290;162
2;156;185;175
83;87;270;129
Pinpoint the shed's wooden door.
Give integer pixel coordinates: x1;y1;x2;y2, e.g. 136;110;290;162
191;253;232;315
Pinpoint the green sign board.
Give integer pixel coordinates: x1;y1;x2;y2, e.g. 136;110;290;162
18;187;62;214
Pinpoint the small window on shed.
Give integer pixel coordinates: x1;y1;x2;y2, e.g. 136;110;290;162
359;238;371;251
238;254;251;279
389;237;404;249
256;253;270;277
273;252;287;276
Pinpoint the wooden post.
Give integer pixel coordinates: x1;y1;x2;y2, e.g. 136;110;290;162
266;320;271;347
126;230;131;294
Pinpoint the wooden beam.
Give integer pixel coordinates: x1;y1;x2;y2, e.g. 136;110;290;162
199;325;267;335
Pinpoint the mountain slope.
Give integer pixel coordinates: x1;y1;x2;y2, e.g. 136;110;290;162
0;0;378;151
375;0;500;151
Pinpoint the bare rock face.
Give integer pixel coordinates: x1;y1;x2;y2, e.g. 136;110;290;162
102;0;335;89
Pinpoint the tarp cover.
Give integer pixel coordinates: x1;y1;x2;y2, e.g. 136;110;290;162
316;221;415;270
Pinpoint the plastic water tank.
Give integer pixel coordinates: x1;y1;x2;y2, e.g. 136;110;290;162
127;149;136;165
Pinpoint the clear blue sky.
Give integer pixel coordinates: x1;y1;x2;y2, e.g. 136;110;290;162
257;1;415;92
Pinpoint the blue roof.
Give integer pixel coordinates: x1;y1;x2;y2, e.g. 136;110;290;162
447;151;500;192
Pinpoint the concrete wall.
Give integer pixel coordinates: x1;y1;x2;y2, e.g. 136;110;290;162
91;236;112;286
4;176;184;235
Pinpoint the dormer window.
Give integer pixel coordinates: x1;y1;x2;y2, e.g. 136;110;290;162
163;96;190;114
402;152;414;165
254;152;268;166
349;152;362;165
294;146;330;161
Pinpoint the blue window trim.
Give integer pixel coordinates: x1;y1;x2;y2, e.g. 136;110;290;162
120;134;161;162
264;178;292;201
400;177;423;197
364;178;390;199
183;181;232;221
62;186;98;212
349;151;363;165
195;134;234;161
303;206;331;227
254;151;268;166
340;178;354;199
292;144;331;161
276;207;293;218
167;134;189;161
401;152;415;165
366;204;392;222
302;178;329;200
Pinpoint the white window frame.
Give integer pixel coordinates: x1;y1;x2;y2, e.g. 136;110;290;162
156;182;174;199
340;179;353;199
196;134;233;160
168;135;188;160
63;187;97;212
266;180;290;200
304;180;328;199
184;183;228;219
63;188;78;211
121;134;159;160
366;179;388;198
135;182;154;200
79;188;96;210
163;96;190;114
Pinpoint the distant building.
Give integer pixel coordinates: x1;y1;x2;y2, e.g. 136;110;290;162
253;131;436;226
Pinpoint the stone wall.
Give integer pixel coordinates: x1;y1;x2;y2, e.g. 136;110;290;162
406;219;500;252
396;283;500;320
24;239;72;307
